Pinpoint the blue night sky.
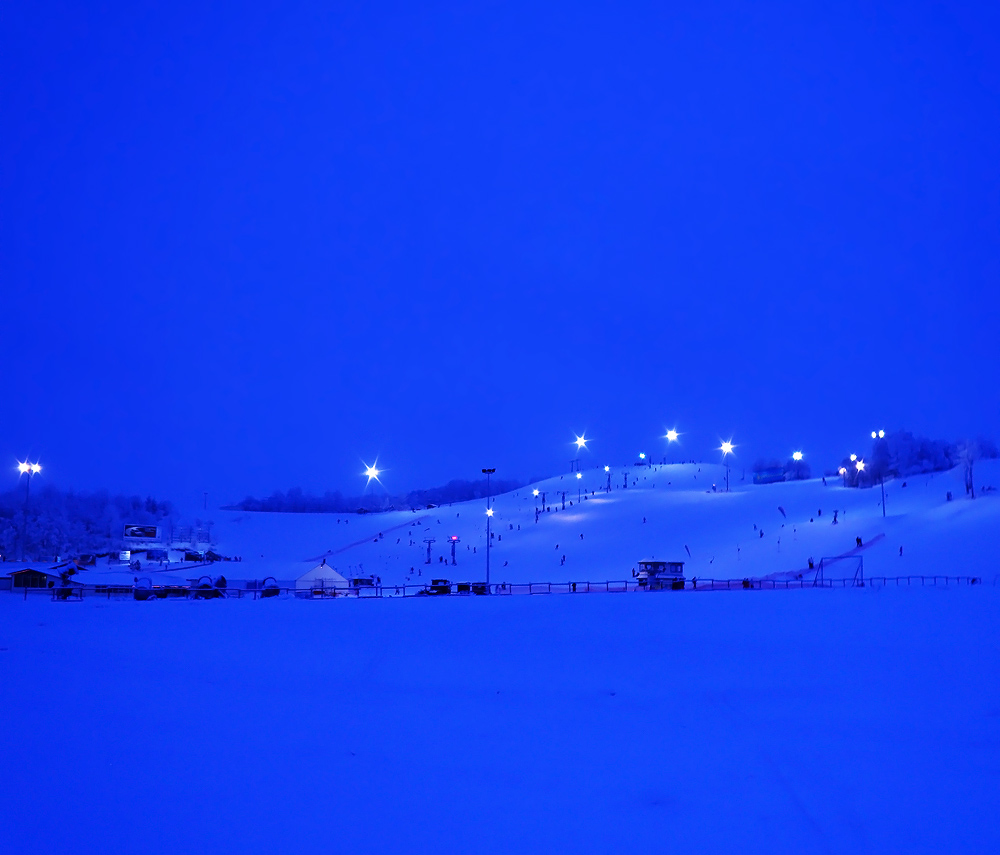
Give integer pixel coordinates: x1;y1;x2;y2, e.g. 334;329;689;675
3;1;999;507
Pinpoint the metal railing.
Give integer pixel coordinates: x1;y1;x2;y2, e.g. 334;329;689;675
9;574;991;602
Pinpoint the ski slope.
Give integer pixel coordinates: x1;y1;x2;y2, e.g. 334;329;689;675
206;460;1000;587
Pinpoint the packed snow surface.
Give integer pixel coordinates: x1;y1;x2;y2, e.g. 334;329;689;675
2;589;998;854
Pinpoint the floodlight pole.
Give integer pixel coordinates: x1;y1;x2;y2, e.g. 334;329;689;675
18;462;41;561
482;468;495;589
872;431;887;518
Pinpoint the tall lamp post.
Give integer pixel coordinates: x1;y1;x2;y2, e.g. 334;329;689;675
482;468;495;588
604;465;611;492
572;433;588;474
17;460;42;561
17;460;41;560
719;441;734;492
871;429;887;517
18;460;42;504
576;471;583;502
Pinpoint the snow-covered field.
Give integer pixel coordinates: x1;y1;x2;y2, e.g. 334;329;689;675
2;462;999;853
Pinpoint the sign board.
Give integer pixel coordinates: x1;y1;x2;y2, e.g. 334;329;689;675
119;551;131;561
124;524;159;540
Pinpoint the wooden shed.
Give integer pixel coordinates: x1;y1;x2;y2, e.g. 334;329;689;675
8;568;65;589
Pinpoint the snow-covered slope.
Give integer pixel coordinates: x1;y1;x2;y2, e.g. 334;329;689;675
204;460;1000;586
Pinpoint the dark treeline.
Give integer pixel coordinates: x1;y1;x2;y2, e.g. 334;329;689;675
834;431;997;490
752;457;812;481
225;477;526;514
0;485;176;562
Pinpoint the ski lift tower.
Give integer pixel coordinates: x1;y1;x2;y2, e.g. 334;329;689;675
448;535;460;565
423;537;435;565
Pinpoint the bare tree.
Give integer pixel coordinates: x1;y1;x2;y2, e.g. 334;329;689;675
959;440;980;499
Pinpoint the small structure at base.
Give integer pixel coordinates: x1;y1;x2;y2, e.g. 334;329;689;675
635;560;686;590
296;561;350;595
7;567;66;590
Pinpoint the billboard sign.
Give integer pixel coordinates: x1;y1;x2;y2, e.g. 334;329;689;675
123;524;160;540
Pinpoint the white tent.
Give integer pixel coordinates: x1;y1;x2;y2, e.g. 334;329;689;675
295;561;350;592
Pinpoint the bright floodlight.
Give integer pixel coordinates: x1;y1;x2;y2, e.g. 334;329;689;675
856;460;866;472
792;451;803;461
17;461;41;475
574;433;588;450
604;465;610;472
363;460;381;486
838;467;847;475
639;452;646;460
576;472;582;479
486;507;494;517
665;429;679;442
720;441;734;456
850;453;857;462
533;489;539;497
